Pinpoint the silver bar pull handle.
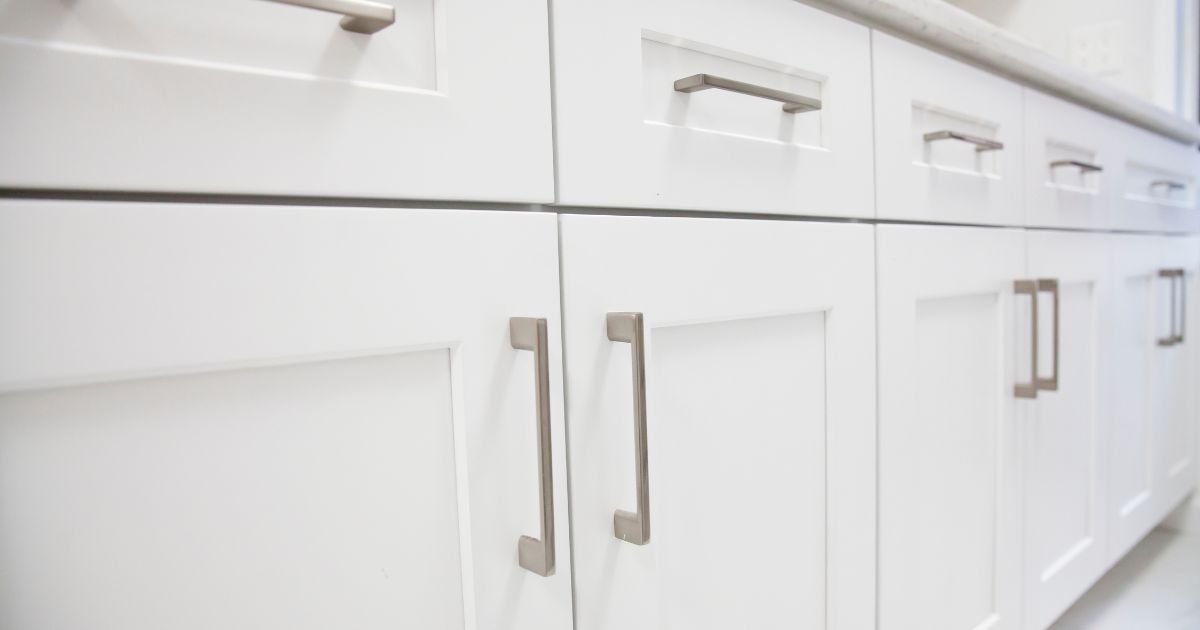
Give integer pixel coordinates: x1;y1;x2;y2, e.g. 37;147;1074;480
607;312;651;545
674;74;822;114
1050;159;1103;173
1151;180;1187;191
1178;270;1187;345
510;317;556;576
1014;280;1039;399
264;0;395;34
924;130;1005;152
1036;279;1060;391
1158;269;1186;346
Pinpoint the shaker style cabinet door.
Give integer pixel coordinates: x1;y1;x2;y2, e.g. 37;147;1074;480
876;225;1025;630
559;215;876;629
1022;231;1111;630
551;0;874;216
1022;90;1113;230
0;0;553;201
1108;234;1199;562
0;202;573;630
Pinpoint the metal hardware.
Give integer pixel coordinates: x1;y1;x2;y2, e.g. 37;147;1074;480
1158;269;1186;347
924;130;1005;152
1014;280;1039;399
673;74;822;114
1036;279;1059;392
607;312;650;545
264;0;395;34
1151;180;1187;191
1050;159;1103;173
510;317;556;576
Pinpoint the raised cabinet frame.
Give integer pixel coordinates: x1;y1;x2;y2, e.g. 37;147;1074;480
0;202;574;630
559;214;876;629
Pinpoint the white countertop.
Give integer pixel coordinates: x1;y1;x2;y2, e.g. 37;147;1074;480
804;0;1200;145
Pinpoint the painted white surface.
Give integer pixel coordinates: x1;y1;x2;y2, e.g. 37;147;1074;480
1022;231;1112;630
0;0;554;201
1022;90;1114;230
873;32;1024;225
559;215;876;629
876;225;1025;630
552;0;874;216
0;202;575;630
1110;121;1200;234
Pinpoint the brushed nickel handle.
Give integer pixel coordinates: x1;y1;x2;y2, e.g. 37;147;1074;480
265;0;395;34
1050;159;1103;173
924;130;1004;152
1178;271;1187;345
607;312;650;545
1036;279;1060;391
1151;180;1187;192
1158;270;1186;347
674;74;822;114
1014;280;1039;399
510;317;556;576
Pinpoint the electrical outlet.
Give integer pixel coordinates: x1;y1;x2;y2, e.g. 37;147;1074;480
1070;20;1124;76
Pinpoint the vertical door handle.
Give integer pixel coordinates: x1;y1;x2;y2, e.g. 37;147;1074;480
1014;280;1039;399
510;317;556;576
1036;279;1060;391
264;0;396;34
607;312;650;545
1158;270;1183;347
1178;270;1187;345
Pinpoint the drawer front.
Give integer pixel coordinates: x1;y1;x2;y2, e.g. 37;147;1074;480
873;33;1023;225
0;0;552;202
1023;90;1113;229
552;0;873;216
1112;123;1200;233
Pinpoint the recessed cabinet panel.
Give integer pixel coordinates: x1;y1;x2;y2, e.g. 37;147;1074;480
0;0;553;201
1022;231;1110;630
560;215;875;629
1112;124;1200;233
552;0;873;216
1023;90;1112;229
877;225;1024;630
0;202;573;630
873;33;1023;225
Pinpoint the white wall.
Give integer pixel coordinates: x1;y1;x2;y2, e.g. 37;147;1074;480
946;0;1199;121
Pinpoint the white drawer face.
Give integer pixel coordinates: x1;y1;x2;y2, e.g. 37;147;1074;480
1023;90;1112;229
873;33;1023;225
552;0;873;216
1113;124;1200;233
0;0;553;201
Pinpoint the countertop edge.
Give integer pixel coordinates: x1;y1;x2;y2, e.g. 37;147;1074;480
801;0;1200;145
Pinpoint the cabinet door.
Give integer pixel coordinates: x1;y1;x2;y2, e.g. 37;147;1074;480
0;0;552;201
0;202;573;630
1108;234;1198;561
1022;231;1110;630
877;225;1025;630
560;215;876;629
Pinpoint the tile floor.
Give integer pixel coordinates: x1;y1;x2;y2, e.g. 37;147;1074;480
1050;514;1200;629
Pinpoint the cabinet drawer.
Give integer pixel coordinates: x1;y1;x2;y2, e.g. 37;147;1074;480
1023;90;1113;229
873;33;1023;225
0;0;552;202
551;0;873;216
0;202;573;629
1112;124;1200;233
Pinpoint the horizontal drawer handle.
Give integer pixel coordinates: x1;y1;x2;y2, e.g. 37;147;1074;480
1050;159;1103;173
265;0;395;34
674;74;822;114
923;130;1004;152
1151;180;1187;191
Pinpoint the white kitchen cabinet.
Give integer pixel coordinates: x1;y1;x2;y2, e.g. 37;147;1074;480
0;202;573;630
559;215;876;629
551;0;874;216
877;225;1025;630
873;33;1024;226
1111;125;1200;233
1108;234;1199;563
1022;90;1113;230
0;0;553;202
1022;231;1111;630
